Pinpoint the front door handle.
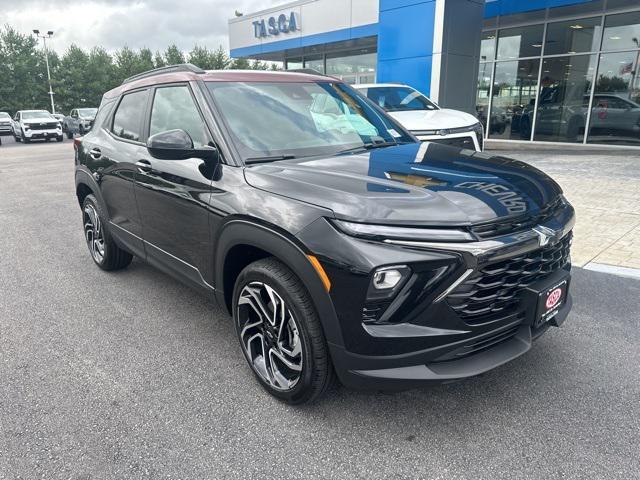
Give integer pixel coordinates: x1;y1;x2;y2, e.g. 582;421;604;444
136;159;152;173
89;147;101;159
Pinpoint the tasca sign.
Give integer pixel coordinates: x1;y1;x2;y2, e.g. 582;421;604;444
252;12;299;38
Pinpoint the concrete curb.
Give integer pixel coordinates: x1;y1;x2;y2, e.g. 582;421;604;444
583;262;640;281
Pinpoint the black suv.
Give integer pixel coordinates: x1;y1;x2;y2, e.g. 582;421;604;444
75;65;574;404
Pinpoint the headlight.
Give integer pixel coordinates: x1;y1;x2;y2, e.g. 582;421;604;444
332;219;474;242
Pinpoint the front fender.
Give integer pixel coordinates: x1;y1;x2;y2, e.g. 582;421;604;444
214;219;345;348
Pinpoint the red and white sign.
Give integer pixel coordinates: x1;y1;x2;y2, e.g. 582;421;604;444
546;288;563;310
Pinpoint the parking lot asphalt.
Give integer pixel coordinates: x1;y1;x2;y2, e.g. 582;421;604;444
1;137;639;479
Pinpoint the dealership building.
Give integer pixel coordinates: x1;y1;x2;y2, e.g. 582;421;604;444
229;0;640;146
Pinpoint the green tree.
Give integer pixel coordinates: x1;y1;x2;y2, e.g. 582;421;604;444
164;44;185;65
54;44;90;113
154;50;165;68
138;47;155;71
0;26;51;113
211;46;231;70
188;45;214;69
229;57;251;70
115;45;143;80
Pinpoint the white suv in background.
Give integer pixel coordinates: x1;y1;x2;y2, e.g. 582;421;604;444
12;110;63;143
354;83;484;151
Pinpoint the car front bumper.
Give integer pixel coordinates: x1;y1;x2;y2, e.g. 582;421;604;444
331;290;571;390
23;129;62;139
297;203;575;391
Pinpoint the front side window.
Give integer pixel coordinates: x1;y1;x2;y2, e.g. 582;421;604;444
150;86;209;148
364;86;438;112
206;81;413;161
112;90;148;141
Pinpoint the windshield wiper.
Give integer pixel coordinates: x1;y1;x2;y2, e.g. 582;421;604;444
244;154;297;164
337;141;403;155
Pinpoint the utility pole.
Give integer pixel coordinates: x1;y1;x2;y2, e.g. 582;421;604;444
33;29;56;114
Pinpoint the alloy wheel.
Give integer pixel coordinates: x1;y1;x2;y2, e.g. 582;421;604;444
237;281;303;391
83;204;105;263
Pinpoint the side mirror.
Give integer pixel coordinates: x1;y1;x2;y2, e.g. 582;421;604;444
146;129;219;163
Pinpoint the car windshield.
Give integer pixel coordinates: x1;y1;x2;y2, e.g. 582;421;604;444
78;108;97;117
206;81;413;161
363;86;438;112
22;111;53;120
0;112;10;119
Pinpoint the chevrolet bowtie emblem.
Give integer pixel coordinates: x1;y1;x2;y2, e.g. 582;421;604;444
533;225;556;247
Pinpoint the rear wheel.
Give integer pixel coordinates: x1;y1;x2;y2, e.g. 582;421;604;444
82;194;133;271
232;258;333;404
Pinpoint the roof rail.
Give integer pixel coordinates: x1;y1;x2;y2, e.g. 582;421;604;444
122;63;205;85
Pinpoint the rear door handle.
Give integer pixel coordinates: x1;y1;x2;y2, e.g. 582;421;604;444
89;148;101;159
136;159;152;173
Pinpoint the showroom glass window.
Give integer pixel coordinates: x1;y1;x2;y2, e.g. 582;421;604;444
587;51;640;145
326;51;377;84
477;4;640;146
490;59;540;140
533;55;597;143
497;25;544;60
304;55;325;74
544;17;601;55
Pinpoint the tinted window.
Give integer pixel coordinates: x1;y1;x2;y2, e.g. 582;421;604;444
149;86;209;148
112;90;147;141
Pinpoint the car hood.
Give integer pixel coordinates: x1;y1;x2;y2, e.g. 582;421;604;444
244;142;563;226
388;109;479;132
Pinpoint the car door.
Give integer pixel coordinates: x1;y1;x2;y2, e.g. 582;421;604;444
88;89;149;257
133;83;214;290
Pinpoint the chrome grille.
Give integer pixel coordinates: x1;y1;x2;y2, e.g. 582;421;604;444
447;232;572;323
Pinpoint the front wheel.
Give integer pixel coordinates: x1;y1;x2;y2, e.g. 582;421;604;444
66;130;73;139
232;258;334;404
82;194;133;271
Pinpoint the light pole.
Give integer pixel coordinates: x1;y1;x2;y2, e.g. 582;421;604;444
33;29;56;114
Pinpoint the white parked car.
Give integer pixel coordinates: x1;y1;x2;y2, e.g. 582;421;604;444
12;110;63;143
354;83;484;151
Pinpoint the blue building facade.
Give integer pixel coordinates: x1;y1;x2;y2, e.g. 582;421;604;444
230;0;640;146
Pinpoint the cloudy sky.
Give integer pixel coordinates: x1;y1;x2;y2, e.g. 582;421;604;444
4;0;283;54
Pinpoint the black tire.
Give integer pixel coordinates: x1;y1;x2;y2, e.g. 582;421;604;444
79;125;85;136
66;130;73;139
82;194;133;271
232;257;334;404
56;136;63;142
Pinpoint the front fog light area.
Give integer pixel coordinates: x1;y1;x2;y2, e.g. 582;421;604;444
373;269;404;289
367;265;411;301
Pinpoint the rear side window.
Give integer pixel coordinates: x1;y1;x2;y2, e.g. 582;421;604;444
149;86;209;148
112;90;148;141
